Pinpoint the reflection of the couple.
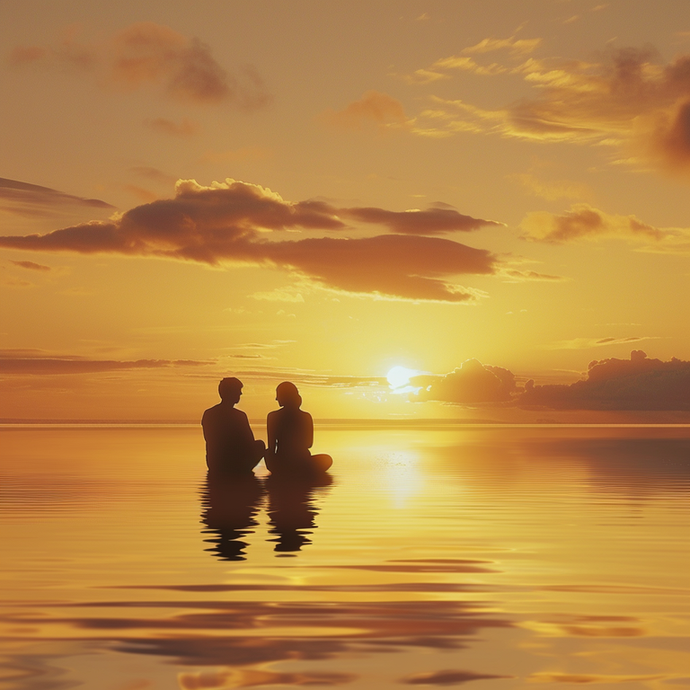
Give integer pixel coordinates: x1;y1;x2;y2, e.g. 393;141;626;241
199;472;333;561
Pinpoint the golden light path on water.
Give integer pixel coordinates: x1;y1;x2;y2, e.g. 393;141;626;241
0;425;689;690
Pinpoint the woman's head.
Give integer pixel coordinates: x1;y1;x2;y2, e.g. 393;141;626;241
276;381;302;408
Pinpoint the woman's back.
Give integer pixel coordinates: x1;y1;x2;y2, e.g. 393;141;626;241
266;382;332;475
268;407;313;461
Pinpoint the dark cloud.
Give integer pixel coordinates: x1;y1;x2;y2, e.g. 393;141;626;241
0;355;212;375
10;260;50;271
411;359;518;404
520;351;690;411
0;179;500;303
0;177;115;217
9;23;271;109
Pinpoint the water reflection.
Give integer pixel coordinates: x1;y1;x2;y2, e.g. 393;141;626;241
199;472;333;560
199;473;264;561
266;473;333;554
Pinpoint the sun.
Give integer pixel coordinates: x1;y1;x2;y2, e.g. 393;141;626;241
386;366;419;389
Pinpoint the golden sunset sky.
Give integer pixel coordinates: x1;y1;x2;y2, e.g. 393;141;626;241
1;0;689;421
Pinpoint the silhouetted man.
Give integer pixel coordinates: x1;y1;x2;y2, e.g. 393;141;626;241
202;377;265;475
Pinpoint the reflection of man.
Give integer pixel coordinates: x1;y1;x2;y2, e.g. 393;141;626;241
202;378;265;475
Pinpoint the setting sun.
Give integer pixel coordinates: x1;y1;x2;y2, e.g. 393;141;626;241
386;366;421;389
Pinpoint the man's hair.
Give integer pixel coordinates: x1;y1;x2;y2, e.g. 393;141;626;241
218;377;243;400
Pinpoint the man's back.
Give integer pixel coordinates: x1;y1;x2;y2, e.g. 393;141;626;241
202;402;257;473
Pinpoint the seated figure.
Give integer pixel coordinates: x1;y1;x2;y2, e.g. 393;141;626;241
265;381;333;476
202;377;265;475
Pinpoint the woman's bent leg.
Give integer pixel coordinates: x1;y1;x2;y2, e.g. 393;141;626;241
309;454;333;472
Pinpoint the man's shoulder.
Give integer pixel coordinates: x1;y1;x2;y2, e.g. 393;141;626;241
202;403;223;418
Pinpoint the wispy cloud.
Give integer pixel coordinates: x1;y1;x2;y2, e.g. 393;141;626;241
407;44;690;177
10;260;51;271
0;177;114;218
0;352;213;375
320;91;411;131
407;34;541;83
519;203;690;249
547;336;657;350
8;22;271;108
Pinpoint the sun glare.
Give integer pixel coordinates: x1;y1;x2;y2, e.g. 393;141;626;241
386;366;419;389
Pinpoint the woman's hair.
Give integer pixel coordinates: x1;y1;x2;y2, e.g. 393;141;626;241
276;381;301;407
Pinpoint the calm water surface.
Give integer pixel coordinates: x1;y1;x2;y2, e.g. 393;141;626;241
1;426;689;690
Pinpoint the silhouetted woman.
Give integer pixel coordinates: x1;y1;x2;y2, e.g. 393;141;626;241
265;382;333;476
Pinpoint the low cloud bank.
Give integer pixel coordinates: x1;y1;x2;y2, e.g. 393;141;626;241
407;352;689;411
0;178;501;303
411;359;517;403
521;351;690;411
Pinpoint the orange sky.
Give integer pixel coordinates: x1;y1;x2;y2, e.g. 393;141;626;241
1;0;689;421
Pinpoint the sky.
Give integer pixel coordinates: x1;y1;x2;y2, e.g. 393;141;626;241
1;0;689;422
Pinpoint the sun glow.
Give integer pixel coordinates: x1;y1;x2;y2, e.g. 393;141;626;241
386;366;418;389
386;366;429;395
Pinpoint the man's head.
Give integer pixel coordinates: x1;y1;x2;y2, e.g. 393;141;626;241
218;377;243;404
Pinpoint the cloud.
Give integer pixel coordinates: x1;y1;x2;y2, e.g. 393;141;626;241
145;117;199;137
548;336;655;350
411;359;518;404
520;351;690;410
0;353;212;375
410;45;690;176
500;268;564;282
344;206;503;234
320;91;411;131
0;178;500;303
9;23;271;108
462;36;542;56
519;203;690;246
407;34;540;82
0;177;114;218
10;260;50;271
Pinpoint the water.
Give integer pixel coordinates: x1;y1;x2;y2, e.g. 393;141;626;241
1;425;689;689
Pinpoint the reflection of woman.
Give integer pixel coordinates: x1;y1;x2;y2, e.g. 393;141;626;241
265;382;333;476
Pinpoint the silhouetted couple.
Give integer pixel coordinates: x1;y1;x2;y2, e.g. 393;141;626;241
202;378;333;477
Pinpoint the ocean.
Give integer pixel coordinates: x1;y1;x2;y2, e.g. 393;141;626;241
1;424;689;689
